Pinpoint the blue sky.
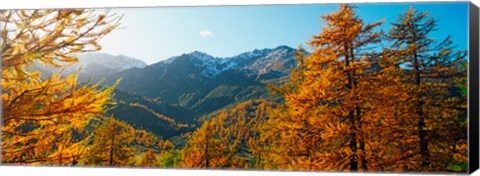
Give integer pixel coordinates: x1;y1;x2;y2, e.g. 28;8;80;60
98;2;469;64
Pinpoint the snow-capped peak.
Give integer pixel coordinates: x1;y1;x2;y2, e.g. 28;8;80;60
187;51;229;77
154;46;295;78
189;51;216;61
234;48;273;60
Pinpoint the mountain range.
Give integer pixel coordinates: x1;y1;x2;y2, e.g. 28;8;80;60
32;45;298;138
103;45;295;110
29;52;147;79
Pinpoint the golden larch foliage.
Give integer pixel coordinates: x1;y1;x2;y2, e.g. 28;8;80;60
179;100;272;169
139;149;159;167
384;7;468;171
86;117;136;167
260;4;384;172
1;9;120;164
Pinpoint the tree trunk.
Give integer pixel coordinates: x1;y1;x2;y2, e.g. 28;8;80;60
205;132;210;168
350;45;367;172
413;51;430;168
109;132;116;166
344;43;358;172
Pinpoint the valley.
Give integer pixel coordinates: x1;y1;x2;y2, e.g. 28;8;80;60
64;45;297;139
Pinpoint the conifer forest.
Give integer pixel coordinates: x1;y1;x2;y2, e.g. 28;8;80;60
0;4;469;173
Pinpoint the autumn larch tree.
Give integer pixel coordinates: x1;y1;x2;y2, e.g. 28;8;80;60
259;46;312;170
138;149;159;167
180;100;271;169
87;117;136;167
1;9;120;164
386;7;467;171
134;129;160;148
179;119;220;168
262;4;384;171
158;139;175;155
361;46;415;171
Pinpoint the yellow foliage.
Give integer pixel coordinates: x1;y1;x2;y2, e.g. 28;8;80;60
1;9;120;164
179;100;271;169
86;117;136;167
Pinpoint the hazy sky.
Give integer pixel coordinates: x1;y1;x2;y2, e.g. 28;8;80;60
98;2;469;64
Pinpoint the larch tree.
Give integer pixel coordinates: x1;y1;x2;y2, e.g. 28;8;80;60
158;139;174;155
180;100;271;169
363;48;415;171
262;4;384;171
138;149;159;167
179;119;223;168
259;46;310;170
1;9;120;164
45;127;93;166
386;7;467;171
135;129;160;148
245;101;274;169
157;140;180;167
87;117;136;167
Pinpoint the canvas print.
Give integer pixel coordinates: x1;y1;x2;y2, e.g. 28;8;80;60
0;2;475;173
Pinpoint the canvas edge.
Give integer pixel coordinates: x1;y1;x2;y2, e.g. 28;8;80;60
468;1;480;174
0;2;476;175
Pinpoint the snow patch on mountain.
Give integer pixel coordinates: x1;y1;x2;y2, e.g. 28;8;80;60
189;51;237;77
155;46;295;78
